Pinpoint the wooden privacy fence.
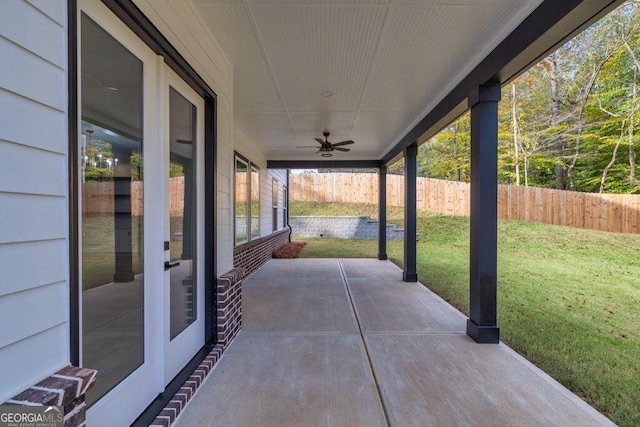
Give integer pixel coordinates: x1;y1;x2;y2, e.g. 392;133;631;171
82;177;184;216
289;173;640;234
235;171;261;201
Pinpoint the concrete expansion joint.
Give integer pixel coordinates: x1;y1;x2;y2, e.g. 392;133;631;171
337;259;392;427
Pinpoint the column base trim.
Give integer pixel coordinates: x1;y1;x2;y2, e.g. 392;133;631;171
466;319;500;343
377;254;388;260
403;272;418;282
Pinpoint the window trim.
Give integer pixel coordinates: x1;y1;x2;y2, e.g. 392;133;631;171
250;164;261;241
234;152;261;246
234;154;250;246
282;185;288;229
272;178;278;232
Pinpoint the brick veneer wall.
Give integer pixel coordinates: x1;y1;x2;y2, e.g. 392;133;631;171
3;366;97;427
233;228;291;277
150;268;246;427
216;268;244;348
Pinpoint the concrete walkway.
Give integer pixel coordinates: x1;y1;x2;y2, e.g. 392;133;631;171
175;259;613;427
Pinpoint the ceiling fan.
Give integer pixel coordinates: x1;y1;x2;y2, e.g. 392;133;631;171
296;132;354;157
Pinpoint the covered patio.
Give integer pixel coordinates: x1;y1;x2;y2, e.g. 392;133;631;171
173;258;611;426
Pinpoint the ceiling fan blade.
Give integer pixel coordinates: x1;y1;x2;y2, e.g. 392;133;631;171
334;147;350;152
332;140;354;147
296;146;319;148
176;139;193;145
314;138;327;146
315;149;323;154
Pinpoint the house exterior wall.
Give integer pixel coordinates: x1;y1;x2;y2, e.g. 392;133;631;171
233;128;289;278
133;1;287;275
233;128;288;238
133;0;236;275
262;168;288;236
0;0;70;404
0;0;286;419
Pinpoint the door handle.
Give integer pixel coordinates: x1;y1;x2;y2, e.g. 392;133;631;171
164;260;180;271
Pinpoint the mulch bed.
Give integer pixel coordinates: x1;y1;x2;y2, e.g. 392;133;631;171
272;242;307;259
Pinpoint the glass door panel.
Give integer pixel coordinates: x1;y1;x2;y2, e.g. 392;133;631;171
80;13;144;406
163;68;205;384
168;87;197;340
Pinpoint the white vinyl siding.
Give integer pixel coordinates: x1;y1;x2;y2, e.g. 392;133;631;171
0;0;68;403
0;240;67;297
262;169;287;236
0;325;68;403
0;282;67;350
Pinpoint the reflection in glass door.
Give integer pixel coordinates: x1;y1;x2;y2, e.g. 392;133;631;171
80;13;144;406
168;88;197;340
164;72;205;384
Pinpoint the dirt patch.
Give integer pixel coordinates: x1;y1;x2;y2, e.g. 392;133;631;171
272;241;307;259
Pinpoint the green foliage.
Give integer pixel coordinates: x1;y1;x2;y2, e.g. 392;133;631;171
419;113;470;181
84;168;113;182
419;1;640;194
82;216;143;291
170;162;184;178
289;200;405;224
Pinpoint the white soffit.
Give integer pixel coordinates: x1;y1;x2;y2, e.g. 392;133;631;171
193;0;544;161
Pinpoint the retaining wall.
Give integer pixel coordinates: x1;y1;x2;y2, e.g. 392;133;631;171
289;216;403;240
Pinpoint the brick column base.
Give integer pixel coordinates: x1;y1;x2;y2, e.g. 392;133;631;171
217;268;245;349
4;366;97;427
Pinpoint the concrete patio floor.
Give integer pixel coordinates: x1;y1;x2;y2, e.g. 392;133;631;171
174;258;613;427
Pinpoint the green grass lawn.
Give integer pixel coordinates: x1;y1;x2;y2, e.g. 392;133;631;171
82;215;183;290
293;201;640;426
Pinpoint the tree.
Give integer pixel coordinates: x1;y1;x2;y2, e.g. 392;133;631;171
419;113;470;182
416;0;640;194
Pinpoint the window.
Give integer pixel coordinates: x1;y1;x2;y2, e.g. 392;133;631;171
283;185;288;228
251;165;260;240
272;178;278;232
235;157;249;245
234;154;260;244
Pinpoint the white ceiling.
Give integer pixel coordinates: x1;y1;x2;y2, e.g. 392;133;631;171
193;0;544;161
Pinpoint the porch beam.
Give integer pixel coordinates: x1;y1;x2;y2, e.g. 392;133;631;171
403;144;418;282
381;0;623;167
467;84;501;344
378;166;388;261
267;160;381;169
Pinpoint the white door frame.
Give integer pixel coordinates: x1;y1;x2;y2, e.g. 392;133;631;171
78;1;209;425
161;65;206;385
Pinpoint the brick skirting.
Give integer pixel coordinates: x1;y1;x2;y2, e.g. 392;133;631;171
233;228;291;277
150;268;246;427
3;366;97;427
149;346;223;427
216;268;245;348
